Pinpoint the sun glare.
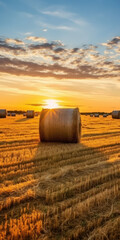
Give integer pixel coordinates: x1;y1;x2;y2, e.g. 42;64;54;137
44;99;59;109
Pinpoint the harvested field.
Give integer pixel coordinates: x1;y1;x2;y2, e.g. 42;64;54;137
0;115;120;240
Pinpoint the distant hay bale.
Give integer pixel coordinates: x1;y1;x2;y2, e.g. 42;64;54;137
11;113;16;117
112;110;120;119
23;113;26;116
26;110;34;118
90;114;93;117
94;113;99;117
35;112;38;116
39;108;81;143
0;109;7;118
7;113;11;116
103;114;107;117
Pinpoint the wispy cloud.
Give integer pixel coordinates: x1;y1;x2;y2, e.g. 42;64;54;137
42;9;74;18
41;8;87;26
49;25;74;31
24;32;33;36
19;12;33;18
36;20;75;31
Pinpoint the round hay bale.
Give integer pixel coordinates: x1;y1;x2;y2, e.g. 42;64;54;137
39;108;81;143
103;114;107;117
112;111;120;119
11;113;16;117
26;110;34;118
94;113;99;117
7;113;11;116
90;114;93;117
0;109;7;118
23;113;26;116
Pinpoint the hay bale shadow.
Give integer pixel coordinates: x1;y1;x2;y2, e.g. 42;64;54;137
15;118;30;122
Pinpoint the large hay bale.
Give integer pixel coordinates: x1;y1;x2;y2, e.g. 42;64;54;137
0;109;7;118
39;108;81;143
112;111;120;119
26;110;34;118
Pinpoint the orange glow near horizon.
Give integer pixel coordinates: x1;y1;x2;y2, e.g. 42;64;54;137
44;99;60;109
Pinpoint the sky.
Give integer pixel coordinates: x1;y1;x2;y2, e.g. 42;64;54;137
0;0;120;112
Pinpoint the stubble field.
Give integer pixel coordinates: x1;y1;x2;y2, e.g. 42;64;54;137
0;115;120;240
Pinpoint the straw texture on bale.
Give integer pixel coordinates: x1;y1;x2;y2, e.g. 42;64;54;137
26;110;34;118
39;108;81;143
112;111;120;119
0;109;7;118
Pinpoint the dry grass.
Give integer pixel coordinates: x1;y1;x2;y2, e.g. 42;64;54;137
0;115;120;239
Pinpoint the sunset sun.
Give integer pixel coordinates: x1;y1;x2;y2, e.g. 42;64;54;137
44;99;59;109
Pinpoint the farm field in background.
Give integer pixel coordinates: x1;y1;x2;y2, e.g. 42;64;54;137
0;115;120;240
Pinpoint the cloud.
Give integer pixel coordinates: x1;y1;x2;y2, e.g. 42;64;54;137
108;37;120;46
42;9;74;18
5;38;24;45
102;36;120;48
41;8;87;26
26;36;47;43
29;42;61;51
0;35;119;82
26;102;83;108
24;32;33;36
54;25;74;31
36;18;75;31
39;22;75;31
19;12;33;18
0;38;26;55
26;103;43;106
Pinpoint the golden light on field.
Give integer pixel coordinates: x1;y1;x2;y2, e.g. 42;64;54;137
0;116;120;239
44;99;59;109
